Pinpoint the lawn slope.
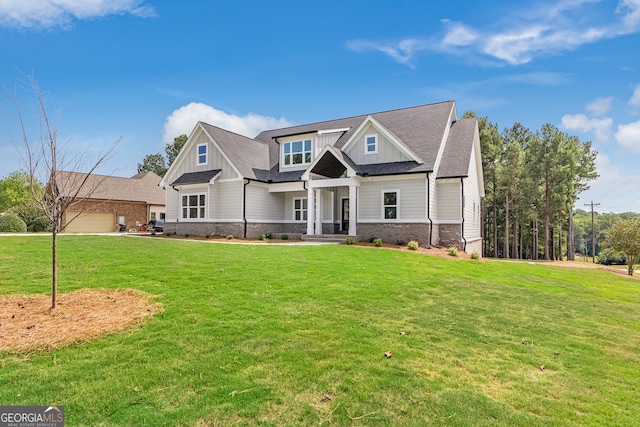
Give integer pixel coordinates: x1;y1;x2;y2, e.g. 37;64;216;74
1;236;638;426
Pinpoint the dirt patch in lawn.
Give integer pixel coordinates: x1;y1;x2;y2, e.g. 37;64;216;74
0;288;162;354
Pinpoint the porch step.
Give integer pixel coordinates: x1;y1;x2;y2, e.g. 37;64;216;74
302;234;360;244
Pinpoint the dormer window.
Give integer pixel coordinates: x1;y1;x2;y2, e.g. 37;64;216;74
283;139;312;166
197;143;207;165
365;134;378;155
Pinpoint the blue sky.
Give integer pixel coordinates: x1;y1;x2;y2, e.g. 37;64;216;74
1;0;639;213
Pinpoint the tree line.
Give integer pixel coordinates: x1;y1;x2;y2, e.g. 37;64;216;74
466;112;599;261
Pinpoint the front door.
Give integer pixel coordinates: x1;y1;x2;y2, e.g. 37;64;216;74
341;198;349;232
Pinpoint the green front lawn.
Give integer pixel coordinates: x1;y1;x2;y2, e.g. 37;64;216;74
1;236;639;426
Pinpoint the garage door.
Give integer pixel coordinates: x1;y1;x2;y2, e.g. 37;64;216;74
65;211;115;233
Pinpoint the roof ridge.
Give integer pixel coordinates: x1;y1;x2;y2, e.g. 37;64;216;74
258;100;455;134
199;121;269;144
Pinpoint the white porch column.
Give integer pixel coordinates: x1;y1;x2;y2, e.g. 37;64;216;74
306;186;315;235
315;189;323;235
348;185;357;236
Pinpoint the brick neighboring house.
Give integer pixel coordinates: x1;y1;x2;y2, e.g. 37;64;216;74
54;171;165;233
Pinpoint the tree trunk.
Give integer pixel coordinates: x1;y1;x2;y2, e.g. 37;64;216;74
532;219;538;261
493;186;498;258
512;209;518;259
567;201;575;261
519;224;523;259
544;183;551;260
504;194;510;259
628;256;636;276
559;224;563;261
550;227;556;261
51;228;57;309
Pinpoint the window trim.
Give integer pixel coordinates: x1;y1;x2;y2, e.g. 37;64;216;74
293;197;308;222
364;133;378;155
382;189;399;220
282;139;313;167
181;192;207;220
197;143;208;166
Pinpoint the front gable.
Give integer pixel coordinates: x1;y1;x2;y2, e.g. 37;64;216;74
301;146;358;180
161;123;241;188
341;116;422;166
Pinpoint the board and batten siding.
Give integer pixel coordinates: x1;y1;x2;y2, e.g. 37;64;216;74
345;123;413;165
358;177;426;220
435;181;461;221
245;182;284;222
463;143;482;240
316;132;342;153
164;128;238;186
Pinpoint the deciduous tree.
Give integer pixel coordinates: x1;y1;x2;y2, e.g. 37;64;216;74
605;218;640;275
13;74;119;309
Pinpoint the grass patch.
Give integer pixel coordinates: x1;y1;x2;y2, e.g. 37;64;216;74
1;236;639;426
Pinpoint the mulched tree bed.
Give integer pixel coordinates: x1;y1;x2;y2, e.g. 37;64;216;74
0;289;162;354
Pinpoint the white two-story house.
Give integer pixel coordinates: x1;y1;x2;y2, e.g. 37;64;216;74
160;100;484;253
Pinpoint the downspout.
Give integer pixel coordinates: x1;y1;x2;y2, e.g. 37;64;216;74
427;172;433;247
171;186;179;223
243;178;251;238
461;178;467;252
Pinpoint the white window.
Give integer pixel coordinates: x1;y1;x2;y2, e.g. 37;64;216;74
197;143;207;165
181;194;206;219
293;198;308;221
382;190;398;220
283;139;312;166
365;134;378;155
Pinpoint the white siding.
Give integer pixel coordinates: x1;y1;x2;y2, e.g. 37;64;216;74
359;177;426;220
463;144;482;240
322;190;334;222
164;128;238;186
316;133;341;152
436;181;461;221
246;182;284;221
215;181;243;220
345;123;412;165
166;186;180;221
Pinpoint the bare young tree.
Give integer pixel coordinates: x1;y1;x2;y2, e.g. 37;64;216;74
12;74;120;309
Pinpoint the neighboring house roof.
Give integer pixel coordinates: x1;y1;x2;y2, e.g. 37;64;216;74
437;118;477;179
53;171;165;205
170;169;221;186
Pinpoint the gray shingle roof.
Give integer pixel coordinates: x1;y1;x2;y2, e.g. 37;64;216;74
437;118;477;179
170;169;221;186
255;101;456;181
200;123;270;180
54;171;165;205
195;101;475;183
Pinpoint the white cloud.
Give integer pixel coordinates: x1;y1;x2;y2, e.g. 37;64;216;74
586;97;614;116
0;0;156;29
442;21;478;47
163;103;295;143
348;1;640;66
616;0;640;32
561;113;613;142
629;84;640;106
614;119;640;153
346;39;423;66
